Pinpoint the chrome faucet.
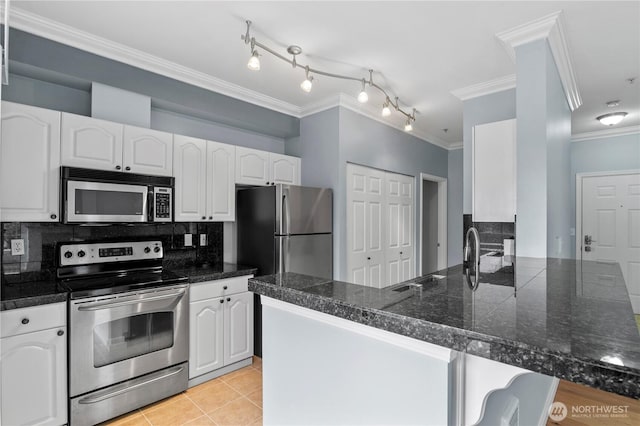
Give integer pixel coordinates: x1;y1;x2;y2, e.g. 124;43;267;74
464;227;480;290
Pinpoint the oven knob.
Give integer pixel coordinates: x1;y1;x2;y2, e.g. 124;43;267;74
153;247;161;253
144;247;151;254
77;250;86;258
64;251;73;259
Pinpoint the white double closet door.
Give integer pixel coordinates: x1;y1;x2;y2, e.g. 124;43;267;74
347;163;415;288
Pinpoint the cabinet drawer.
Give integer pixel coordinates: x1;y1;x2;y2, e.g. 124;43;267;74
1;302;66;338
190;276;252;302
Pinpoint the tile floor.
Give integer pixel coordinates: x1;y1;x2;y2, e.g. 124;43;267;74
103;357;263;426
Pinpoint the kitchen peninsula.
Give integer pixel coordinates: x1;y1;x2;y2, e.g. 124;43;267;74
249;258;640;425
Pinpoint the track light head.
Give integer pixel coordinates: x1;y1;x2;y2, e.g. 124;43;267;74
247;50;260;71
300;66;313;93
404;119;413;132
357;79;369;103
382;99;391;117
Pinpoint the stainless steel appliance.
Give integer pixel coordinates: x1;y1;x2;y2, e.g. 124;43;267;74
237;184;333;355
58;240;188;426
62;167;173;223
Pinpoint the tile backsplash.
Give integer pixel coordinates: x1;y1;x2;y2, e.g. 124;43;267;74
1;222;223;283
463;214;515;256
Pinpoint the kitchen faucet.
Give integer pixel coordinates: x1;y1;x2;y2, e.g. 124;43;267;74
464;227;480;290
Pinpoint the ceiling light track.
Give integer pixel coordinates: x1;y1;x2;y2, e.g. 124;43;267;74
241;20;417;129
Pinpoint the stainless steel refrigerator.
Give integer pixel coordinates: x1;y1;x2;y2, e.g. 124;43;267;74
237;184;333;355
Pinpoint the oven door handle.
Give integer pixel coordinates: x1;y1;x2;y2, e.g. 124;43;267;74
77;289;186;311
77;365;185;404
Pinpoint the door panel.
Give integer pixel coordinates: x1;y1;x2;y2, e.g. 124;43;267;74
123;126;173;176
174;135;207;221
279;234;333;280
236;147;269;186
224;293;254;365
385;172;415;285
582;173;640;313
61;113;123;171
206;141;236;221
189;298;224;378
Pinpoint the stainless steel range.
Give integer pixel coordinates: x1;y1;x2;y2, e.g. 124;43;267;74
57;240;189;426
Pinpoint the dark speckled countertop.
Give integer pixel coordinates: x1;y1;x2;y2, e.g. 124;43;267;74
249;258;640;398
1;263;257;311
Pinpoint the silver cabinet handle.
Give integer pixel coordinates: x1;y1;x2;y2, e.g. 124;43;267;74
78;365;184;404
77;289;185;311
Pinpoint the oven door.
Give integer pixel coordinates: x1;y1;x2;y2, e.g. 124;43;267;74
69;284;189;397
66;180;149;223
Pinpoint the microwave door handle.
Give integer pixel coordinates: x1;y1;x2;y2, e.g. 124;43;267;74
77;289;185;311
148;189;154;221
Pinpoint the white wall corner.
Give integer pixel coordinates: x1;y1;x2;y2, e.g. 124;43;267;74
7;6;302;117
571;125;640;142
450;74;516;101
449;141;463;150
299;94;342;118
495;10;582;111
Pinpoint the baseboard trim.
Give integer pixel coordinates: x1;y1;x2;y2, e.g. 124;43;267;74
187;358;253;388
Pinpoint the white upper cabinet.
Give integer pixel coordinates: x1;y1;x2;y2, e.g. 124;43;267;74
61;113;173;176
472;119;516;222
206;141;236;221
123;126;173;176
1;102;61;222
270;152;300;185
235;146;269;186
61;113;123;171
174;135;207;221
236;146;300;186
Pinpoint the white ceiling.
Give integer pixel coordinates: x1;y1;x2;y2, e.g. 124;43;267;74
7;1;640;147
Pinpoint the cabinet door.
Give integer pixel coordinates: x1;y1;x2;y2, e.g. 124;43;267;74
206;141;236;221
472;119;516;222
123;125;173;176
174;135;207;221
1;327;67;426
0;102;61;222
189;298;224;378
235;146;269;186
224;292;254;365
270;153;300;185
61;113;124;171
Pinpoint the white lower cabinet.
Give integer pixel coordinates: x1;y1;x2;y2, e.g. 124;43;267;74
0;303;67;426
189;276;254;380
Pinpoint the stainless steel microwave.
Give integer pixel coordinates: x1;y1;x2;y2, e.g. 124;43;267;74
62;167;173;223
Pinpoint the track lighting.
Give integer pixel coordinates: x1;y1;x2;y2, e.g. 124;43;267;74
381;99;391;117
241;20;418;126
300;66;313;93
357;79;369;103
404;119;413;132
247;50;260;71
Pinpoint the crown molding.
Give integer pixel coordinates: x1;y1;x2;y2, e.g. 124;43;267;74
6;6;302;117
451;74;516;101
571;125;640;142
449;141;463;150
496;10;582;111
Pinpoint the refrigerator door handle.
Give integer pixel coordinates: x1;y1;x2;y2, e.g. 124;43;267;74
283;188;291;236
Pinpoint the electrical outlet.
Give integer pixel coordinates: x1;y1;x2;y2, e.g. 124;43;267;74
200;234;207;246
184;233;192;247
11;239;25;256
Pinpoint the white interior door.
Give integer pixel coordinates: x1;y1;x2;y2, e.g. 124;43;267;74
581;173;640;313
385;172;415;286
347;164;385;287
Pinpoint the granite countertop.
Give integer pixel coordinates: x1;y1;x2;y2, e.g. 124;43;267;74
249;258;640;398
169;262;257;283
1;263;257;311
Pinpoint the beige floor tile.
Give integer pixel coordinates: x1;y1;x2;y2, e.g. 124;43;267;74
186;381;243;413
102;411;150;426
143;397;204;426
185;378;224;395
224;369;262;396
221;366;254;381
248;416;263;426
182;415;216;425
246;389;262;408
207;398;262;426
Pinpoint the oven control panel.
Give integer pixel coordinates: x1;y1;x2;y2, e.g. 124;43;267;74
59;241;163;266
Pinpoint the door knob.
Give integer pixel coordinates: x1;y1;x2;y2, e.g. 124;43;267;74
584;235;597;245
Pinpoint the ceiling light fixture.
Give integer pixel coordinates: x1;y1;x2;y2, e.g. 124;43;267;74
300;66;313;93
606;100;620;108
357;79;369;103
241;20;417;126
597;112;628;126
